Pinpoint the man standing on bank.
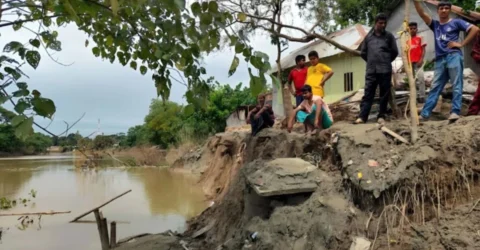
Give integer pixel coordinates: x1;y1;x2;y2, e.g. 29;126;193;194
414;0;479;121
355;13;398;124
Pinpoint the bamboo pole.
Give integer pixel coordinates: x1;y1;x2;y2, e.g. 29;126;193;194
399;0;419;143
70;190;132;222
0;211;71;216
110;221;117;248
94;210;110;250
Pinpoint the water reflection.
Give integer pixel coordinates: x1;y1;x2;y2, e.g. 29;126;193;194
0;154;207;250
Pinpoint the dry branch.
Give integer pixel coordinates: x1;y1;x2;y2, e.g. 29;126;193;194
70;189;132;222
0;211;71;216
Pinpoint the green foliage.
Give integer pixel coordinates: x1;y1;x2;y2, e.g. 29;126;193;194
331;0;392;27
144;101;184;148
126;83;256;148
93;135;116;150
1;190;37;210
123;125;150;147
0;124;52;154
1;0;273;140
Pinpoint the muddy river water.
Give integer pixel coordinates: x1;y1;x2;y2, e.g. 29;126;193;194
0;153;208;250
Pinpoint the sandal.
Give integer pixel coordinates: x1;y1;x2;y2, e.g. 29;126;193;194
353;118;365;124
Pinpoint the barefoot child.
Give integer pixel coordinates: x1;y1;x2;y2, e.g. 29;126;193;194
287;85;333;134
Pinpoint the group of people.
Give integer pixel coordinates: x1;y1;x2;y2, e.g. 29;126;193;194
247;0;480;136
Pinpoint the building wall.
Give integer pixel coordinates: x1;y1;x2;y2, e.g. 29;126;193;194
386;0;479;76
226;109;248;128
320;53;366;104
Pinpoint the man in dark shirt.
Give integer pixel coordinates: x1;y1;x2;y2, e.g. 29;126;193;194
355;13;398;124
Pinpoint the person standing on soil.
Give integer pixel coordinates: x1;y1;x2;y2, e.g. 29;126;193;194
305;50;334;99
409;22;427;103
287;85;333;135
247;94;275;136
285;55;308;107
354;13;398;125
467;32;480;116
414;0;479;121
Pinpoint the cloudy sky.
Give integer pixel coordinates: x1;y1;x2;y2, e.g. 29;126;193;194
0;2;309;136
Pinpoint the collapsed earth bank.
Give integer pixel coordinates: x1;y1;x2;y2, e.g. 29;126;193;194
117;117;480;250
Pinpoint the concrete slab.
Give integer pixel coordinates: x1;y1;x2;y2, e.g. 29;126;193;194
245;158;318;197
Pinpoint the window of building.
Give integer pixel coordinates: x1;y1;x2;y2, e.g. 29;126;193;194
344;72;353;92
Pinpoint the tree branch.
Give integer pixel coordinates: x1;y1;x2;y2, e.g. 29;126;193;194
0;14;61;28
244;13;361;56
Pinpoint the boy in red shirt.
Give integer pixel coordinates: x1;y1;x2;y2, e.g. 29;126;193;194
285;55;307;106
409;22;427;103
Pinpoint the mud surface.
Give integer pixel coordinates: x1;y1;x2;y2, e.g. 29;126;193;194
117;116;480;250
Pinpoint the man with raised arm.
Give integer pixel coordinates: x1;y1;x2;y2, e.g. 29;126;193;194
414;0;479;121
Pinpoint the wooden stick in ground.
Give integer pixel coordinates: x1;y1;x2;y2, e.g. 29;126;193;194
400;0;419;143
94;209;110;250
380;126;410;145
70;190;132;222
0;211;71;216
110;221;117;248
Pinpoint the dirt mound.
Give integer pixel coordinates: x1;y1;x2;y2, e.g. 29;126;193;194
117;117;480;250
336;117;480;208
186;157;365;250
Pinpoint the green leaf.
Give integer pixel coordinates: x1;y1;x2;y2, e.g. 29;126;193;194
92;47;100;57
4;67;21;80
184;104;195;116
48;41;62;51
0;94;8;104
85;40;89;47
208;1;219;13
111;0;119;16
106;36;114;47
248;68;264;96
13;23;22;31
130;61;138;70
235;43;244;54
191;2;201;16
185;90;194;103
202;2;209;11
32;97;56;118
228;56;240;77
270;75;281;88
3;41;23;53
174;0;186;10
32;90;41;98
11;114;27;127
25;50;41;69
238;13;247;22
14;116;34;140
14;99;30;113
140;66;147;75
29;39;40;48
13;89;29;97
16;82;28;89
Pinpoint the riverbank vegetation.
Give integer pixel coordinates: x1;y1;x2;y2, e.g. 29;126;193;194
124;83;256;149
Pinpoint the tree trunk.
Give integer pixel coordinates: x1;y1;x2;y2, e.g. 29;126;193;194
400;0;419;143
274;1;292;119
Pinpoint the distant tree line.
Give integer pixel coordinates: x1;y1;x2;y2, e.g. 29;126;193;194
0;83;257;154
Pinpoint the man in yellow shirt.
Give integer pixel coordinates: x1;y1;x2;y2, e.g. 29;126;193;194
306;50;334;98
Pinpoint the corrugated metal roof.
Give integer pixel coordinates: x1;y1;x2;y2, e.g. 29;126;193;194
270;24;371;73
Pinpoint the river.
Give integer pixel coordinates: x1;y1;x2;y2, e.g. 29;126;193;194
0;153;208;250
